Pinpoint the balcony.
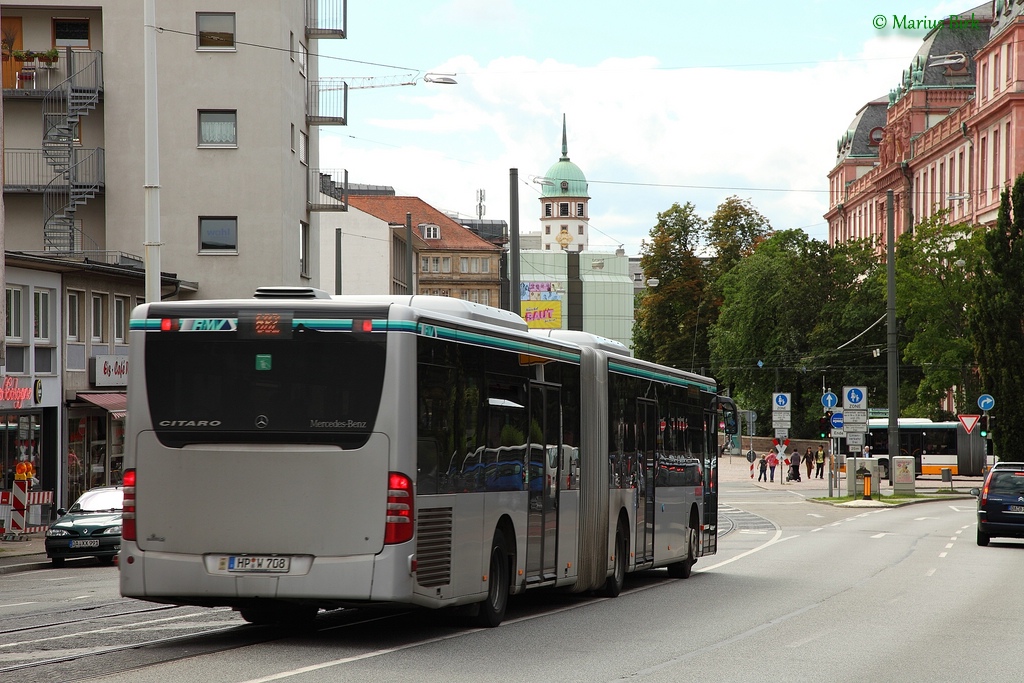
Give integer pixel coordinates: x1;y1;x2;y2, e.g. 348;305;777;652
306;0;347;38
307;79;348;125
3;148;105;193
310;169;348;211
2;49;103;98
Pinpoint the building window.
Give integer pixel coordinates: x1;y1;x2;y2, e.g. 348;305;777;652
545;203;552;217
33;289;51;342
577;202;584;216
35;347;54;374
423;225;440;239
460;257;468;273
431;257;441;273
197;12;235;49
299;131;308;166
5;347;26;373
480;290;489;306
578;225;584;235
421;257;430;272
298;43;308;75
91;294;106;342
199;217;238;253
442;257;451;273
6;287;23;340
299;221;310;277
198;110;237;146
559;203;569;217
545;225;551;235
114;297;127;343
545;244;551;250
54;18;89;48
481;257;490;273
67;291;81;341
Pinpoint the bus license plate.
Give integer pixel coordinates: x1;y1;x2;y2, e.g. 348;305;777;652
69;539;100;549
227;555;291;573
1009;505;1024;513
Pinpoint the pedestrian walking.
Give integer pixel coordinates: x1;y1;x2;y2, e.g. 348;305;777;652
757;453;768;482
767;451;778;482
815;445;826;479
787;449;801;482
803;447;814;480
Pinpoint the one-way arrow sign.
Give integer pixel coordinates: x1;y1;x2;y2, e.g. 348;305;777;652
959;414;980;434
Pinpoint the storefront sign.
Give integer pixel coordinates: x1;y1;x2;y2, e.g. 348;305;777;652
0;376;33;408
90;355;129;387
521;300;562;329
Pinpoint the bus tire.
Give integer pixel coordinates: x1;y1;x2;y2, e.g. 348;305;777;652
977;527;990;546
239;604;319;627
602;519;628;597
668;525;697;579
476;531;510;628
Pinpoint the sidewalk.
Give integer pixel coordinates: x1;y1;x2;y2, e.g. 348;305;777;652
0;533;49;574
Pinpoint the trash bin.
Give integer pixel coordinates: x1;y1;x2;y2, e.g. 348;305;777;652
941;468;952;483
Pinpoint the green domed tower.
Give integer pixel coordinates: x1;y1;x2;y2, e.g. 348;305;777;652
539;115;590;252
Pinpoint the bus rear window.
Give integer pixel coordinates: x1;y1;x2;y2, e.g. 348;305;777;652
144;327;385;447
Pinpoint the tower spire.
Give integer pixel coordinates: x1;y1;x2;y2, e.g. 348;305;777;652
561;114;569;160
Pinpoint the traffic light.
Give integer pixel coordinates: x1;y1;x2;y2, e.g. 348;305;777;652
819;411;832;439
979;415;989;437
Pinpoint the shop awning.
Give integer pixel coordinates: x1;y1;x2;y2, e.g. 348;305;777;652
78;393;127;420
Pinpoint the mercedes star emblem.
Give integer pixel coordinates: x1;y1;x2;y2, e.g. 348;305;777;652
255;415;269;429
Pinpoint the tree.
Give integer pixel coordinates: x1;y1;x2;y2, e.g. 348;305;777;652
968;176;1024;459
632;202;707;369
706;196;772;284
894;210;983;417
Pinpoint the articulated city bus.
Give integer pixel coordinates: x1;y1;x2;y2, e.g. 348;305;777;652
864;418;992;477
119;287;737;627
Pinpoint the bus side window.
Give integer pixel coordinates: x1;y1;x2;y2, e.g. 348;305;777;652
417;438;439;495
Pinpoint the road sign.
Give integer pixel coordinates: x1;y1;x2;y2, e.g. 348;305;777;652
830;412;844;429
831;428;846;438
772;418;792;429
843;386;867;409
843;409;868;424
821;392;838;409
978;394;995;411
775;428;789;440
959;414;980;434
772;393;791;410
846;432;865;447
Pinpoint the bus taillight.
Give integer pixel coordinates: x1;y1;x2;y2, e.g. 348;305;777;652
385;472;414;544
122;468;136;541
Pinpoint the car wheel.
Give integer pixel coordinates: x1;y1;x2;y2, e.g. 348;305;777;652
977;527;990;546
475;531;510;628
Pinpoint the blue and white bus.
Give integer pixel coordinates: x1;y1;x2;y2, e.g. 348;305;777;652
119;287;737;626
864;418;992;477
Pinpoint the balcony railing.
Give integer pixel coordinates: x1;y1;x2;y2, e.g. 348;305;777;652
3;148;105;192
310;169;348;211
307;79;347;125
306;0;347;38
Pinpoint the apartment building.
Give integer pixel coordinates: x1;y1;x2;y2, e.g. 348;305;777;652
2;1;346;509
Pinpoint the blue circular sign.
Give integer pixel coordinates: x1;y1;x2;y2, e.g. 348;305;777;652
978;394;995;411
846;387;864;404
774;394;789;408
830;412;844;429
821;392;838;409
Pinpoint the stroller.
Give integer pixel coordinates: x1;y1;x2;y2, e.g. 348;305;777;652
786;456;801;482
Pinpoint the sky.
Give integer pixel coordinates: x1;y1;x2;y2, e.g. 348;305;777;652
317;1;980;256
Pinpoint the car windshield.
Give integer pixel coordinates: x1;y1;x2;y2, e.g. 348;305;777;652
989;471;1024;496
69;488;124;513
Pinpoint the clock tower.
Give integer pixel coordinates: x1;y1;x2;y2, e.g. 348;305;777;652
539;115;590;252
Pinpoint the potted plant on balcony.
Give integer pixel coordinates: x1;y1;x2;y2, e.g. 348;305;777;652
1;26;17;61
12;49;35;63
37;48;59;66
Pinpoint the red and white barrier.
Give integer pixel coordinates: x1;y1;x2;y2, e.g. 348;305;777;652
0;489;54;536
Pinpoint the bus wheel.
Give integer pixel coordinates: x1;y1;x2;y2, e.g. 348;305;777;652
476;531;510;627
239;604;319;627
668;526;697;579
601;519;628;597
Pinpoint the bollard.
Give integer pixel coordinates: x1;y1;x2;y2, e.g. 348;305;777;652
863;470;872;500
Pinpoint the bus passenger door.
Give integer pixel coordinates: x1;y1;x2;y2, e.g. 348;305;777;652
636;400;657;565
703;409;719;555
526;384;560;583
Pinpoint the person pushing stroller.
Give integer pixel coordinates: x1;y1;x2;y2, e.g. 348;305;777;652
786;448;802;482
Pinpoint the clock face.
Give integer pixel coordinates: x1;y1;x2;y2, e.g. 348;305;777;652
560;181;568;191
